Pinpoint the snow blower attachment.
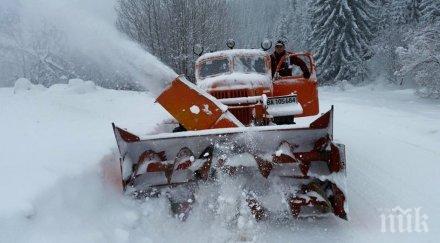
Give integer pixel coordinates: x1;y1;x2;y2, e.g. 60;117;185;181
110;49;347;221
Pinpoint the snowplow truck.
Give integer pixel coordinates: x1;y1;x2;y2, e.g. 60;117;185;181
109;47;348;221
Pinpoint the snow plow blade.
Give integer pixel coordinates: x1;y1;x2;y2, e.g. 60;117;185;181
112;108;347;221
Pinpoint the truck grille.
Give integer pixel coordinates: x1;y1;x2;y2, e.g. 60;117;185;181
209;89;254;126
210;89;249;99
229;106;253;125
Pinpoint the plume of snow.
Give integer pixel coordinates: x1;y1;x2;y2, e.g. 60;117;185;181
18;0;177;95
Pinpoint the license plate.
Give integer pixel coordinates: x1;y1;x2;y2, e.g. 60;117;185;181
267;95;297;106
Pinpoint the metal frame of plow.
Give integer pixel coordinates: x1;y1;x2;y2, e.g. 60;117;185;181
112;106;347;220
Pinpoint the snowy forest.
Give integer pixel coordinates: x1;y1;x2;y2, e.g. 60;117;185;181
1;0;439;98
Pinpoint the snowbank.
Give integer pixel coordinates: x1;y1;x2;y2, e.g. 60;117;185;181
48;79;97;94
13;78;99;95
67;78;97;94
13;78;45;94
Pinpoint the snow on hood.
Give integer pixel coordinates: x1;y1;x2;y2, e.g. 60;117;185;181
198;49;268;60
196;72;272;90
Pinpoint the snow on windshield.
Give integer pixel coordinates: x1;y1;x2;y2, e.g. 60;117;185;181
199;58;229;78
234;56;266;74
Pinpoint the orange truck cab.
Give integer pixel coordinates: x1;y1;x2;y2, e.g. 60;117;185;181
194;49;319;126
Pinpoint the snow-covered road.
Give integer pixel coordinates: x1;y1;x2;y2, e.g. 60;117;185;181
1;81;439;242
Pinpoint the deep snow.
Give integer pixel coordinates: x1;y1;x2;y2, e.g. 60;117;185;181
1;80;439;242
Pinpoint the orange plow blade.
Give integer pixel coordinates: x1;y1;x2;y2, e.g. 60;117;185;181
156;76;243;130
111;108;347;220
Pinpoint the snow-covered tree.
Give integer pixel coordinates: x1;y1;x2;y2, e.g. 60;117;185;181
396;21;440;98
275;3;294;42
370;0;440;86
388;0;409;25
274;0;312;51
421;0;440;23
116;0;230;80
368;0;406;83
388;0;423;25
0;9;74;87
310;0;377;84
228;0;284;48
406;0;424;24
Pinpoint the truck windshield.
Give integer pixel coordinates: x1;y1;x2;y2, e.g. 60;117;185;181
199;58;229;79
234;56;266;74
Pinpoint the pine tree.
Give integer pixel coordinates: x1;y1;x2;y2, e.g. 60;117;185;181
275;3;293;41
396;20;440;98
374;0;406;84
389;0;423;25
406;0;423;24
310;0;377;84
421;0;440;23
389;0;408;25
274;0;312;51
